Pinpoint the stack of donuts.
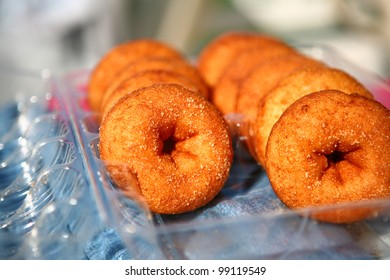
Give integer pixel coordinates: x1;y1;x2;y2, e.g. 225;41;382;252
88;32;390;223
198;31;390;223
88;39;233;214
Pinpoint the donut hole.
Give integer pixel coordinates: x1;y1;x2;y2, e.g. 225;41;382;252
320;144;363;177
320;150;347;183
325;150;345;166
162;137;177;156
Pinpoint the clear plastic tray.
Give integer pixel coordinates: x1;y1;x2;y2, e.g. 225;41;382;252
1;45;390;260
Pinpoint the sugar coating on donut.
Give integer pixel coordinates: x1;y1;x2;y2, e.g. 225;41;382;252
198;31;288;87
212;44;296;115
99;84;233;214
100;70;202;119
88;39;183;111
101;56;209;110
266;90;390;223
253;67;374;166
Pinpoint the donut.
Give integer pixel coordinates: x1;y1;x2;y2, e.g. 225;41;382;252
265;90;390;223
100;56;209;110
100;70;203;120
236;53;325;124
88;39;183;111
212;44;296;115
253;67;374;166
197;31;290;87
235;53;324;159
99;84;233;214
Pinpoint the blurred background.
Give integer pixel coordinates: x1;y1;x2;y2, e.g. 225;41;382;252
0;0;390;78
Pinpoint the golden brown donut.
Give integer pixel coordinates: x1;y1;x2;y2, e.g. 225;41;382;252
236;53;325;123
88;39;183;111
235;53;324;159
100;70;203;120
100;56;209;110
212;44;296;115
197;31;289;87
266;90;390;223
99;84;233;214
253;67;374;166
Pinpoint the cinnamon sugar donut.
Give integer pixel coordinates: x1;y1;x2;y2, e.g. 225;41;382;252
88;39;183;111
266;90;390;223
99;84;233;214
212;44;296;115
236;53;324;123
198;31;290;87
100;56;209;110
235;53;324;159
100;70;203;119
253;67;374;166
